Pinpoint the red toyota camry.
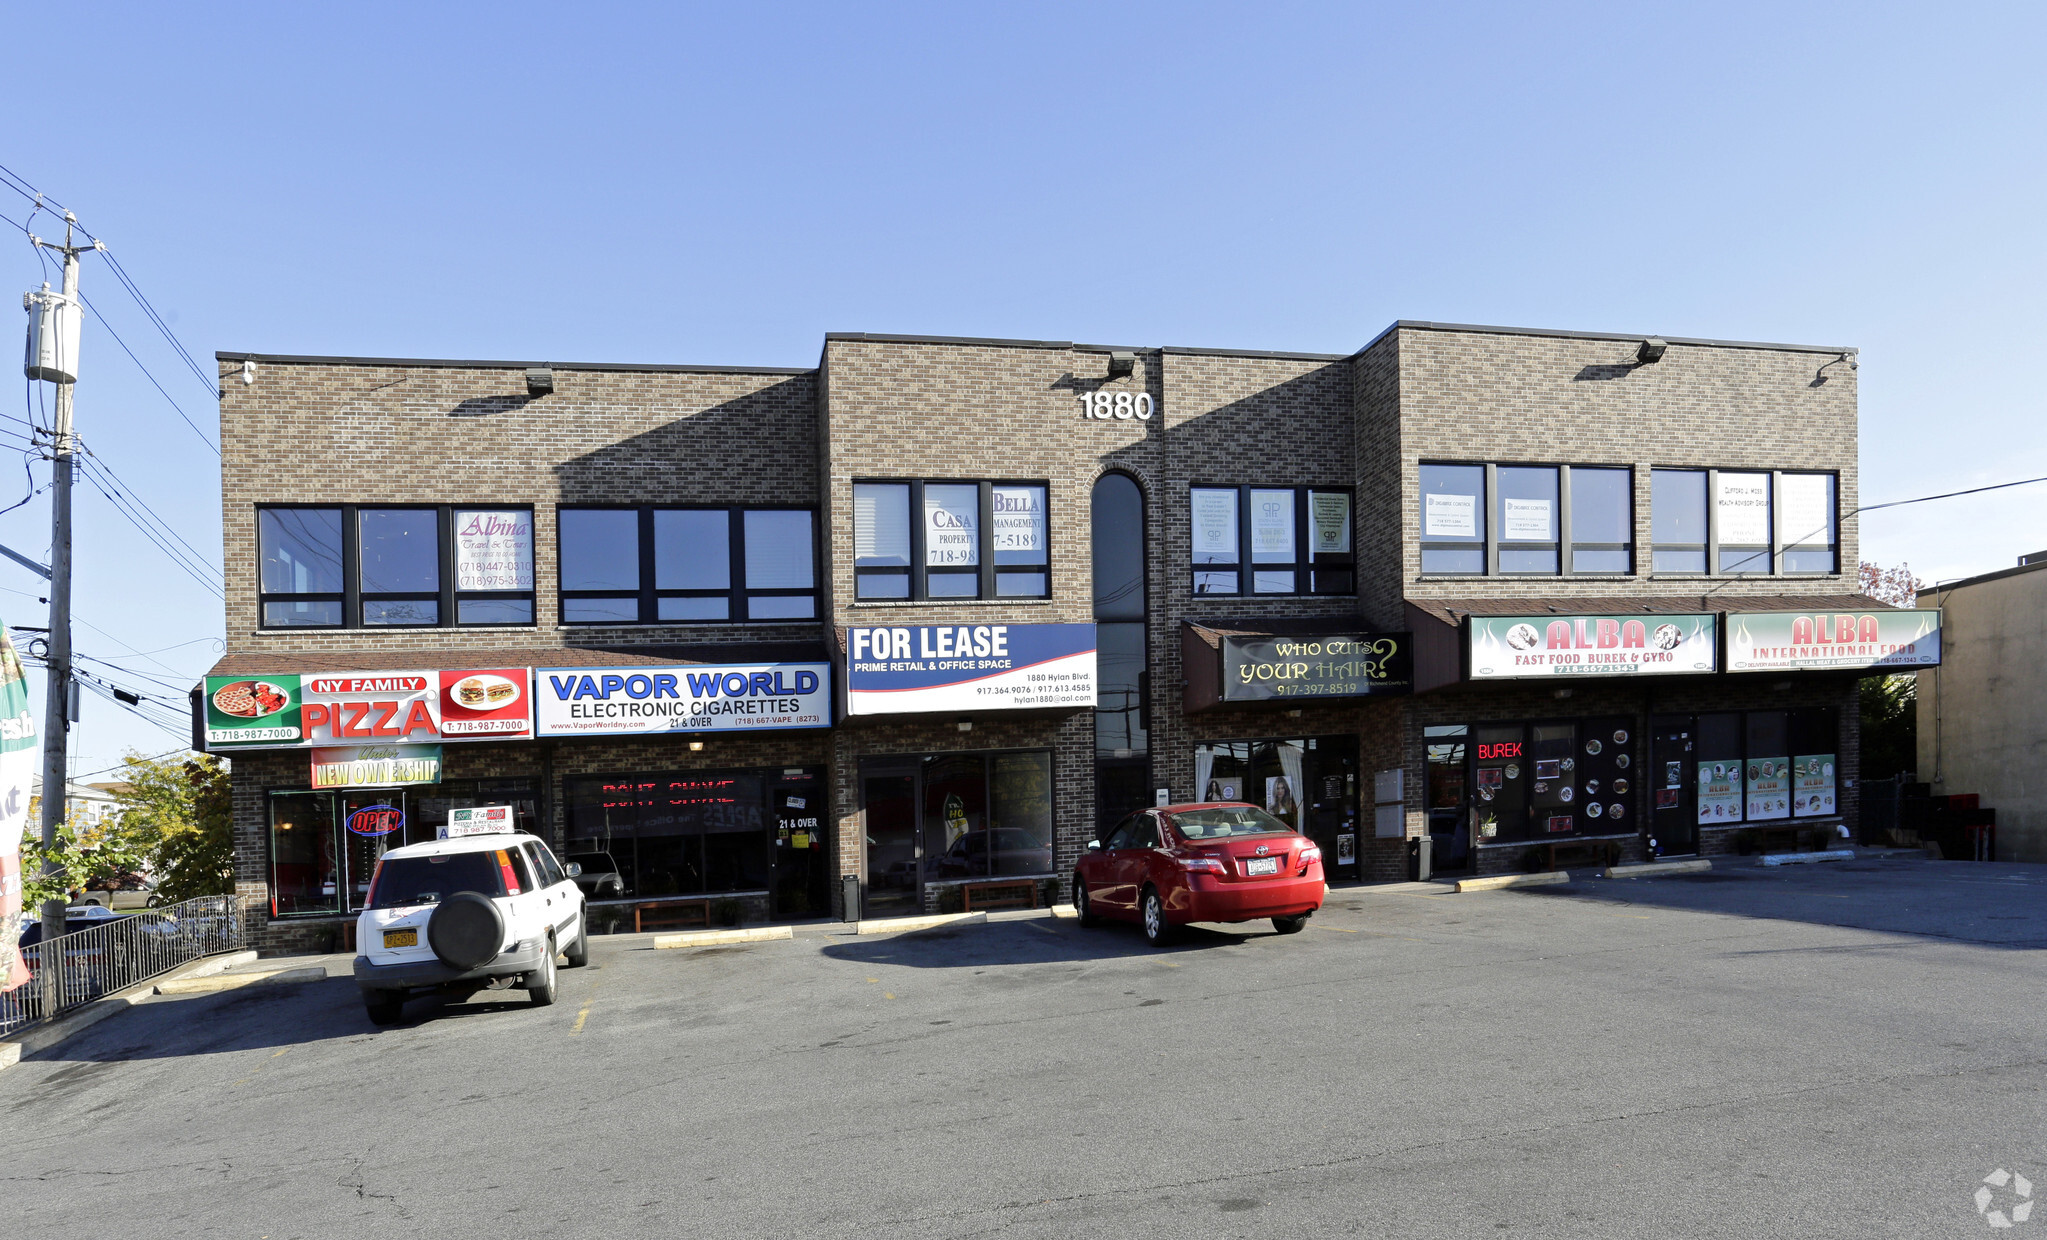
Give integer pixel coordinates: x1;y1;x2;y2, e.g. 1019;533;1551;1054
1074;802;1325;946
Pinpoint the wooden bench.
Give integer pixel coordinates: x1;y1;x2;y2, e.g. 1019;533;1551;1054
1539;839;1611;871
633;899;713;933
961;880;1039;912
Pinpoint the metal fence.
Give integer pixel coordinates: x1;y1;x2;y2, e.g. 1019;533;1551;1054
1;895;245;1037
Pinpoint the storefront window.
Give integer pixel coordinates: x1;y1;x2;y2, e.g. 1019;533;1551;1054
1193;737;1358;875
269;792;339;916
565;768;825;908
1678;708;1836;827
1458;718;1636;845
266;781;537;918
1094;472;1151;831
1425;726;1470;871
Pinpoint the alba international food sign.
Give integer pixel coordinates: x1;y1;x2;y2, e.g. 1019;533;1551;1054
1725;610;1941;673
1467;614;1718;680
203;668;534;750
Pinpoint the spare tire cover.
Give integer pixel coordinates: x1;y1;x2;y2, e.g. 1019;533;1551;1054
427;891;504;970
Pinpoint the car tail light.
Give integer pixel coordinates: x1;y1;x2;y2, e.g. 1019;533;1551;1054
1298;846;1322;876
495;849;522;895
363;859;384;908
1181;857;1226;875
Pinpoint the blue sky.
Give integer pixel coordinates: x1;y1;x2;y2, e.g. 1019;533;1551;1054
3;1;2044;772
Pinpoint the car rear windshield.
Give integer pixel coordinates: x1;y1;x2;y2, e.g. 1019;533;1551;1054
1172;807;1294;840
370;852;506;909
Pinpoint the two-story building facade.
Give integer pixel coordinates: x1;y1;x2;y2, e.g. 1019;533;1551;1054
204;323;1907;954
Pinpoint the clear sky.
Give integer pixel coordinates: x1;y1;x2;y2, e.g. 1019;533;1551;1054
3;1;2043;773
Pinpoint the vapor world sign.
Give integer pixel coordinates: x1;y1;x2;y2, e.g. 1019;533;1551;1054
1725;610;1941;673
1468;614;1718;680
203;668;534;750
1222;634;1411;702
534;663;830;736
845;623;1096;715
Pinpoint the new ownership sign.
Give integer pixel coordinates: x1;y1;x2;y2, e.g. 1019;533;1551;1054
846;623;1096;715
534;663;830;736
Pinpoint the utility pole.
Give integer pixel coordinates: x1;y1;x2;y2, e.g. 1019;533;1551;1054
24;213;99;1002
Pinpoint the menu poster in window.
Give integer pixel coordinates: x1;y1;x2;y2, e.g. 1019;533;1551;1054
1309;492;1351;554
1191;490;1238;559
1745;757;1790;821
1425;492;1476;537
1697;762;1742;823
1793;754;1837;817
991;486;1045;555
1502;498;1552;541
1715;473;1771;545
453;510;533;591
1776;475;1831;547
924;488;979;566
1250;491;1294;557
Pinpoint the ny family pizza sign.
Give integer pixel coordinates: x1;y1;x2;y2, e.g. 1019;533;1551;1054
202;668;534;750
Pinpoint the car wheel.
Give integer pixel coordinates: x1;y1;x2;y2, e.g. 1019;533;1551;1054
526;935;559;1006
563;914;589;968
1073;875;1100;927
363;989;404;1026
1272;914;1310;935
1141;886;1174;947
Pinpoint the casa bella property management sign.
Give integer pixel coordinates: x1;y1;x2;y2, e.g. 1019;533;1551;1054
1468;614;1719;680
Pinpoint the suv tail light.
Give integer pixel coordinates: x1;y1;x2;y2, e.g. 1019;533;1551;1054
1298;846;1323;876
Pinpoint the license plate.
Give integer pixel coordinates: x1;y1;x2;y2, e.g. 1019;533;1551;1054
1243;856;1280;876
383;928;418;949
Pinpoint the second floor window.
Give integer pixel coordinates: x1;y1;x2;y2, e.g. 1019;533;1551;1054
258;505;535;628
1651;469;1837;576
1419;464;1634;576
558;506;817;624
1190;486;1353;596
853;480;1050;601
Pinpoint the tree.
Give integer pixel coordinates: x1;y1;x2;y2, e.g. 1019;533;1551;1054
18;805;151;910
111;752;234;905
1860;560;1925;608
1859;673;1918;782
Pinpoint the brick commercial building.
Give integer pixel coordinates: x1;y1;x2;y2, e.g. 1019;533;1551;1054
202;323;1929;953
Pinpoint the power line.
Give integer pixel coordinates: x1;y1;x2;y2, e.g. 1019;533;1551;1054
77;293;220;455
75;448;220;580
71;460;224;598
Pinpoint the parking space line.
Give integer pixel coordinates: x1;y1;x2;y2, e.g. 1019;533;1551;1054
569;979;602;1035
1025;922;1060;935
1314;924;1360;933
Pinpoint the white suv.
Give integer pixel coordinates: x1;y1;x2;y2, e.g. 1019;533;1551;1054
351;831;588;1026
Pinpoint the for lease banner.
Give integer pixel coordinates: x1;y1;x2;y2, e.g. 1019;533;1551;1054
846;623;1095;715
535;663;830;736
1725;610;1941;673
1467;614;1718;680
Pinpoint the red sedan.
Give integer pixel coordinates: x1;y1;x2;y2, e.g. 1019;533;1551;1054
1074;803;1325;946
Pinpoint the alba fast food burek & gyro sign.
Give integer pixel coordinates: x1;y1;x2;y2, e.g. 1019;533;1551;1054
1467;614;1718;679
203;668;534;749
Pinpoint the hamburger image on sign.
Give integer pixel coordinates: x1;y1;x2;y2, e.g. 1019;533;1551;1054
438;669;533;739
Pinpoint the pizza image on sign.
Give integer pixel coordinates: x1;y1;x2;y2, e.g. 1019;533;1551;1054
204;674;305;747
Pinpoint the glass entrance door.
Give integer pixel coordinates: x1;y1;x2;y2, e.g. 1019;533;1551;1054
861;770;920;918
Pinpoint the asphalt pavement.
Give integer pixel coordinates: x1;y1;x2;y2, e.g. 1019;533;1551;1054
5;855;2045;1239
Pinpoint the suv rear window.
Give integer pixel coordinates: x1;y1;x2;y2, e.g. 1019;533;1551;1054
370;852;506;909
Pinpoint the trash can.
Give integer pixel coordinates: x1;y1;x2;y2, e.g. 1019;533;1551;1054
1408;834;1432;882
840;875;862;923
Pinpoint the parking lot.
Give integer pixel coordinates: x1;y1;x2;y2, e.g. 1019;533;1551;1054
6;856;2046;1239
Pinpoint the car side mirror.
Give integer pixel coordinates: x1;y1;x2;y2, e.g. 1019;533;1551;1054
564;862;583;878
1087;839;1102;851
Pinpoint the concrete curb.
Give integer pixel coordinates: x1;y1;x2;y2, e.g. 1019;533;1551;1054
854;912;989;936
1762;849;1857;867
1048;904;1078;919
1605;859;1714;879
654;926;794;949
0;948;262;1071
153;966;329;995
1454;871;1569;893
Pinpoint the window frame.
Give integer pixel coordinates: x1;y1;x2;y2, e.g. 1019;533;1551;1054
1186;484;1355;597
1648;468;1841;578
1417;463;1636;578
851;478;1052;603
256;503;536;631
557;503;821;626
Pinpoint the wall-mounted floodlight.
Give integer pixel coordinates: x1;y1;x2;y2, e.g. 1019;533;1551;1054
1636;338;1667;364
1107;352;1136;379
525;367;554;397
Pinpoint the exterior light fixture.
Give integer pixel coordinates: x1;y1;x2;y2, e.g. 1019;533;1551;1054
238;360;257;386
525;367;554;397
1636;338;1667;365
688;740;704;752
956;720;973;732
1552;687;1574;700
1106;351;1136;379
1814;353;1857;384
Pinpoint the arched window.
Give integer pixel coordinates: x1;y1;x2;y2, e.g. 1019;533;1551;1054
1092;473;1150;830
